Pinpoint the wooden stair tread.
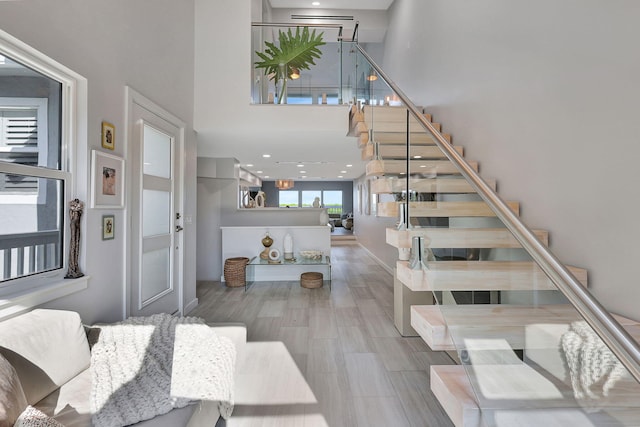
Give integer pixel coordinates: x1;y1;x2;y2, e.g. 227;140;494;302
377;201;520;218
362;144;464;161
370;177;495;194
411;304;582;351
386;227;549;249
372;131;452;145
430;365;635;427
366;159;478;177
396;260;588;291
363;105;430;123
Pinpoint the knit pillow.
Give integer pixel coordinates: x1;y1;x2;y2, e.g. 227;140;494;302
0;352;27;427
13;406;64;427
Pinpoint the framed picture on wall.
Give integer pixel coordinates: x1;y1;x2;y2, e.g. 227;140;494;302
102;215;115;240
91;150;125;208
101;121;115;150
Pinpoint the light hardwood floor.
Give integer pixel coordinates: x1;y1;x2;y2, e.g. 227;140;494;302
190;243;455;427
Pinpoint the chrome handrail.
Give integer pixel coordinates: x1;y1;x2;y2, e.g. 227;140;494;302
355;44;640;382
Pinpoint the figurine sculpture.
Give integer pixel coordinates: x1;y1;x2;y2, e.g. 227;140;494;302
65;198;84;279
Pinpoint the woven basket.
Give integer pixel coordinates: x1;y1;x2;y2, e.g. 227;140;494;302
224;257;250;287
300;272;323;289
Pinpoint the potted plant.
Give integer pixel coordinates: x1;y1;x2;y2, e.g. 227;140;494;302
255;26;325;104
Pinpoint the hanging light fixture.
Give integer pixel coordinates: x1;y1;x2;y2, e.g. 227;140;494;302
275;179;295;190
289;67;300;80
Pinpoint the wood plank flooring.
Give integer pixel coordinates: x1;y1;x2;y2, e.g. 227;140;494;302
190;243;455;427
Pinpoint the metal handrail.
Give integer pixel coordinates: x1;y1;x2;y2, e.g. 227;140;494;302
355;44;640;382
352;21;359;43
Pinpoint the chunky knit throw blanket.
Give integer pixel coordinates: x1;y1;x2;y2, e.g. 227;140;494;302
90;314;236;427
561;320;629;401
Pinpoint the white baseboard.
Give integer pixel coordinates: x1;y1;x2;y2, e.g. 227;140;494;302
184;297;198;315
357;243;394;276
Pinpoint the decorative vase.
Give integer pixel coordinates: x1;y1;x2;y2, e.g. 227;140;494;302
255;191;266;208
319;209;329;226
312;197;320;208
260;232;273;259
283;233;294;260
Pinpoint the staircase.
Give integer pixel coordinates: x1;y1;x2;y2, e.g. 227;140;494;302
348;99;640;426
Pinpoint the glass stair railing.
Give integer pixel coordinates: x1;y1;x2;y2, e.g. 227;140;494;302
350;45;640;427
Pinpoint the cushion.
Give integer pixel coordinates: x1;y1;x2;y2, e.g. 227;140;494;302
14;406;64;427
0;352;28;427
0;310;91;404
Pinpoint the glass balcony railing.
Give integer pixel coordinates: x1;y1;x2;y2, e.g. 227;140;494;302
351;46;640;425
251;23;363;106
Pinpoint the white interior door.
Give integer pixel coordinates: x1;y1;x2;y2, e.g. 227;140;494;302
128;89;184;317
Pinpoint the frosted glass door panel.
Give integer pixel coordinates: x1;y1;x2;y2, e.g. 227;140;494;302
143;124;172;179
141;248;171;302
143;189;170;237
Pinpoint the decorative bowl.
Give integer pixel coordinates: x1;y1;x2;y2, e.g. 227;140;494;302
299;250;323;260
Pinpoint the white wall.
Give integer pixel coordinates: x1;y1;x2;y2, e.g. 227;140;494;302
382;0;640;318
0;0;196;324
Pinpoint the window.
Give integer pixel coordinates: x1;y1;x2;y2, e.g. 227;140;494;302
322;190;342;215
301;190;321;208
277;189;343;214
0;31;85;300
279;190;298;207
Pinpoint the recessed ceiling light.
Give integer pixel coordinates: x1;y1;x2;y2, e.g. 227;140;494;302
297;164;304;167
338;175;344;178
256;170;263;173
262;154;271;158
400;172;406;175
413;155;422;159
264;175;270;178
346;164;352;167
312;1;320;5
300;170;307;173
301;175;307;178
420;165;426;168
340;170;347;173
246;164;254;167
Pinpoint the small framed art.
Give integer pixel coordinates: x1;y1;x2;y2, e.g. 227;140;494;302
102;215;115;240
101;121;115;150
91;150;125;208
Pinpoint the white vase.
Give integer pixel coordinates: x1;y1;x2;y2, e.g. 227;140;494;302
283;233;294;260
319;210;329;226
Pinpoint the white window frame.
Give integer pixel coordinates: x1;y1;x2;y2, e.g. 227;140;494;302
0;29;88;320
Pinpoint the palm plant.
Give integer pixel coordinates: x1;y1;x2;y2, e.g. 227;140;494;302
255;26;325;104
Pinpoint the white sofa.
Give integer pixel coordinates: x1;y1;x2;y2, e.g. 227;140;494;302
0;309;246;427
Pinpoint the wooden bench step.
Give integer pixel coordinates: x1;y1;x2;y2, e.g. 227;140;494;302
396;260;588;292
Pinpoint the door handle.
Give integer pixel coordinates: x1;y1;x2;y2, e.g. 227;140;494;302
176;225;184;232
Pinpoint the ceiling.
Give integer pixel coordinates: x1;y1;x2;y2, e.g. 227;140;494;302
268;0;394;10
